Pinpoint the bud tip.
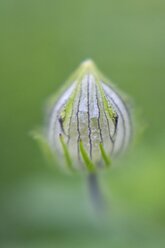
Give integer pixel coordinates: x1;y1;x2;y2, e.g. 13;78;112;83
81;59;95;69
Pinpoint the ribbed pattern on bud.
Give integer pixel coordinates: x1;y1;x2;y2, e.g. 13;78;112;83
48;60;132;171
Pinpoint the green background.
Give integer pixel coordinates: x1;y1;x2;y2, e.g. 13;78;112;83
0;0;165;247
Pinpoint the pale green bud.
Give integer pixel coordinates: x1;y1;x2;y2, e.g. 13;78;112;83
47;60;132;172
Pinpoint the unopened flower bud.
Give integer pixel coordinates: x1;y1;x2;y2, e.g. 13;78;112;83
47;60;132;171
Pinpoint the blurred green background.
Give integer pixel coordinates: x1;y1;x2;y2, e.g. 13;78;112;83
0;0;165;247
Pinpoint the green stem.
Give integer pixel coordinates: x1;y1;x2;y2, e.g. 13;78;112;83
88;173;104;212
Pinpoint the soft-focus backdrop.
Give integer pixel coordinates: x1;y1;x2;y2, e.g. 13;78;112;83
0;0;165;247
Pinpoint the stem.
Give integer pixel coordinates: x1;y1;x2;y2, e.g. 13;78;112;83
88;173;104;212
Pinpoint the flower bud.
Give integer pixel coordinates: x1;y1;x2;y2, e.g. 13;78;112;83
47;60;132;171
